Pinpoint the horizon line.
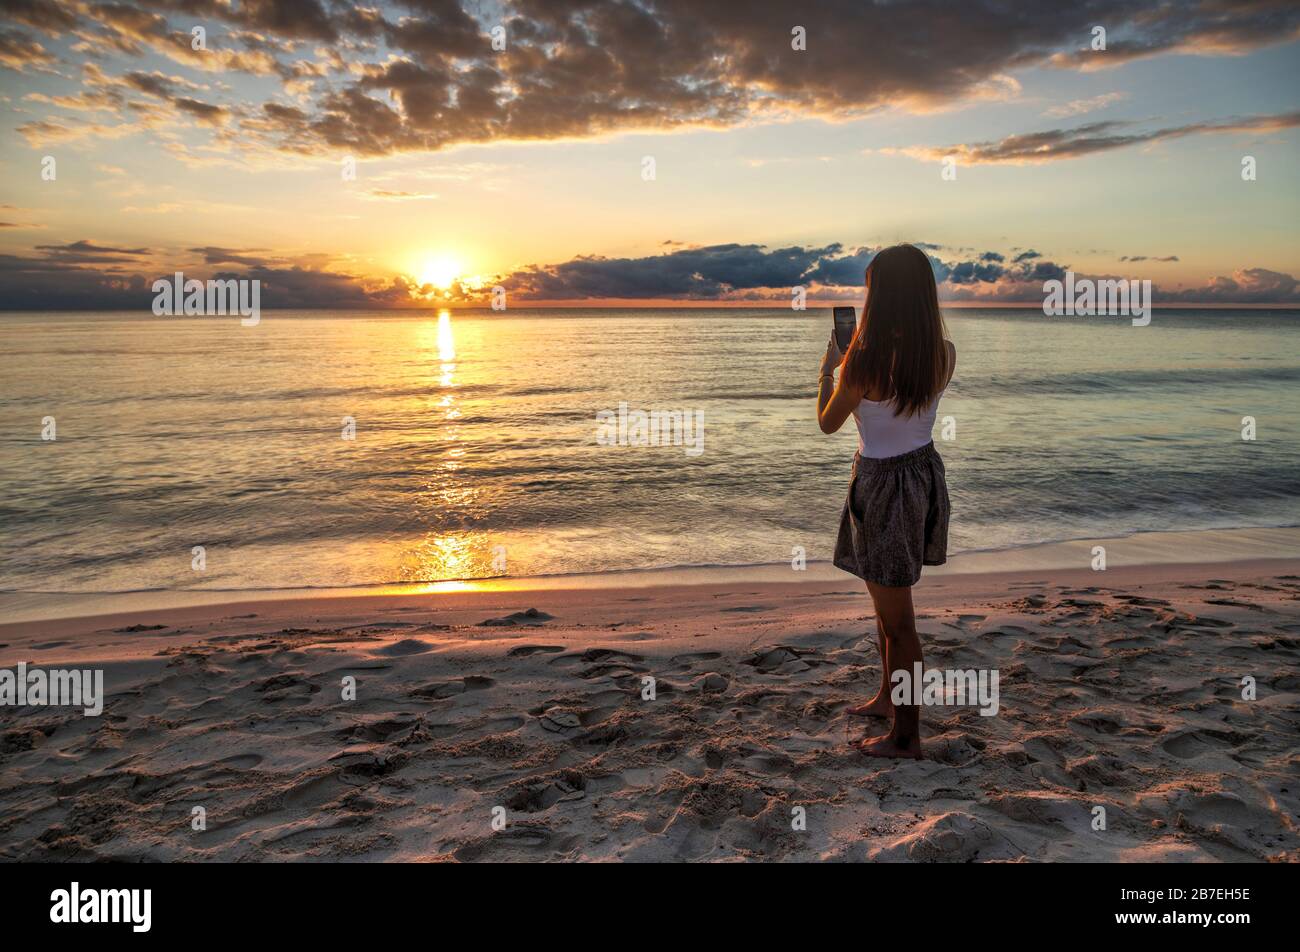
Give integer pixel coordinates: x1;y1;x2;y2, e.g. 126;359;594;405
4;302;1299;313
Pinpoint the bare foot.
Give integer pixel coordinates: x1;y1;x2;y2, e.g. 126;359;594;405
846;694;893;718
854;732;922;760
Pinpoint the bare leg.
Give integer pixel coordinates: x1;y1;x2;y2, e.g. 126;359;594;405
846;613;893;717
854;581;923;759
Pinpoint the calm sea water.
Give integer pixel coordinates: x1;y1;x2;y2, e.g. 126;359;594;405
1;308;1297;594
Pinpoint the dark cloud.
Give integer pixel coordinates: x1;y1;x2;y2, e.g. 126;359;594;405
498;242;1078;301
122;69;178;97
11;0;1296;156
802;246;876;288
503;243;840;300
233;265;410;308
942;260;1011;285
2;240;1297;308
1;0;78;33
225;0;337;42
34;239;152;263
1120;255;1179;262
119;0;338;42
172;96;226;123
909;111;1300;164
1162;268;1300;304
1047;1;1300;68
0;27;54;69
0;242;410;309
189;246;269;266
0;253;157;309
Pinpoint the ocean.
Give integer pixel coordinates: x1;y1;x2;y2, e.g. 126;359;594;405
1;307;1297;595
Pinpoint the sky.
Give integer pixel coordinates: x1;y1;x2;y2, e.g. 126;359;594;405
1;0;1299;308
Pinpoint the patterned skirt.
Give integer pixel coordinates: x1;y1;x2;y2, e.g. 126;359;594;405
833;442;950;587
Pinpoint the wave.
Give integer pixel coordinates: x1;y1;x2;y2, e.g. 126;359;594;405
955;364;1300;398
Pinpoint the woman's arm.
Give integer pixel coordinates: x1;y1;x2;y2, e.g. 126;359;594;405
816;333;859;434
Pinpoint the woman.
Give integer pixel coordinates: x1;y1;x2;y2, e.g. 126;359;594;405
816;243;955;760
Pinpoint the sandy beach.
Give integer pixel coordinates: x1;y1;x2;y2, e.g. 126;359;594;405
2;553;1297;863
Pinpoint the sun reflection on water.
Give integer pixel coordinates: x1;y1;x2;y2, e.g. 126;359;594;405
436;308;455;362
390;309;503;583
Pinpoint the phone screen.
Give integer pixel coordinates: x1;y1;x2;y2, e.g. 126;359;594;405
833;306;857;350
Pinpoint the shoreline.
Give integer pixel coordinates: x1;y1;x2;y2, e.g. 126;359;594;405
4;524;1298;625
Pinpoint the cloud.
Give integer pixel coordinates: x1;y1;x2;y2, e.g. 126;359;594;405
189;246;271;267
172;96;228;124
362;188;439;201
2;239;1297;308
1047;2;1300;69
0;28;55;70
2;0;76;34
495;242;1076;301
501;243;842;300
0;240;414;309
1043;91;1127;118
9;0;1298;159
34;239;152;263
894;111;1300;164
1162;268;1300;304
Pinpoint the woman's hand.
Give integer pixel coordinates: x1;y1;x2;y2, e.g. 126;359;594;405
819;330;844;378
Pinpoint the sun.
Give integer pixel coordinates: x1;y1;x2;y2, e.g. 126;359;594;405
418;254;462;292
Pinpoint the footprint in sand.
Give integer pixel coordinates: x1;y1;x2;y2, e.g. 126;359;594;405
1115;595;1172;607
547;648;647;680
1181;614;1235;629
693;672;729;694
669;651;723;666
253;674;321;699
1203;597;1266;612
503;769;588;812
479;608;554;627
1069;711;1125;734
334;715;420;743
1169;790;1278;849
327;746;407;779
410;675;496;699
452;825;577;861
925;733;986;767
1104;635;1153;650
203;753;264;771
578;661;649;681
579;648;643;663
1160;730;1234;759
874;812;1019;862
536;706;582;732
371;638;435;657
506;644;565;657
745;646;817;674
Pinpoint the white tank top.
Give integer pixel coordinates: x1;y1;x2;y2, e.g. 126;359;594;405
853;390;944;459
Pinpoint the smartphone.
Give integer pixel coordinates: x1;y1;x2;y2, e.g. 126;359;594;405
833;306;857;350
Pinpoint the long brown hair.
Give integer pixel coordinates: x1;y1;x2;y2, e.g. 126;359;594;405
840;243;948;417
